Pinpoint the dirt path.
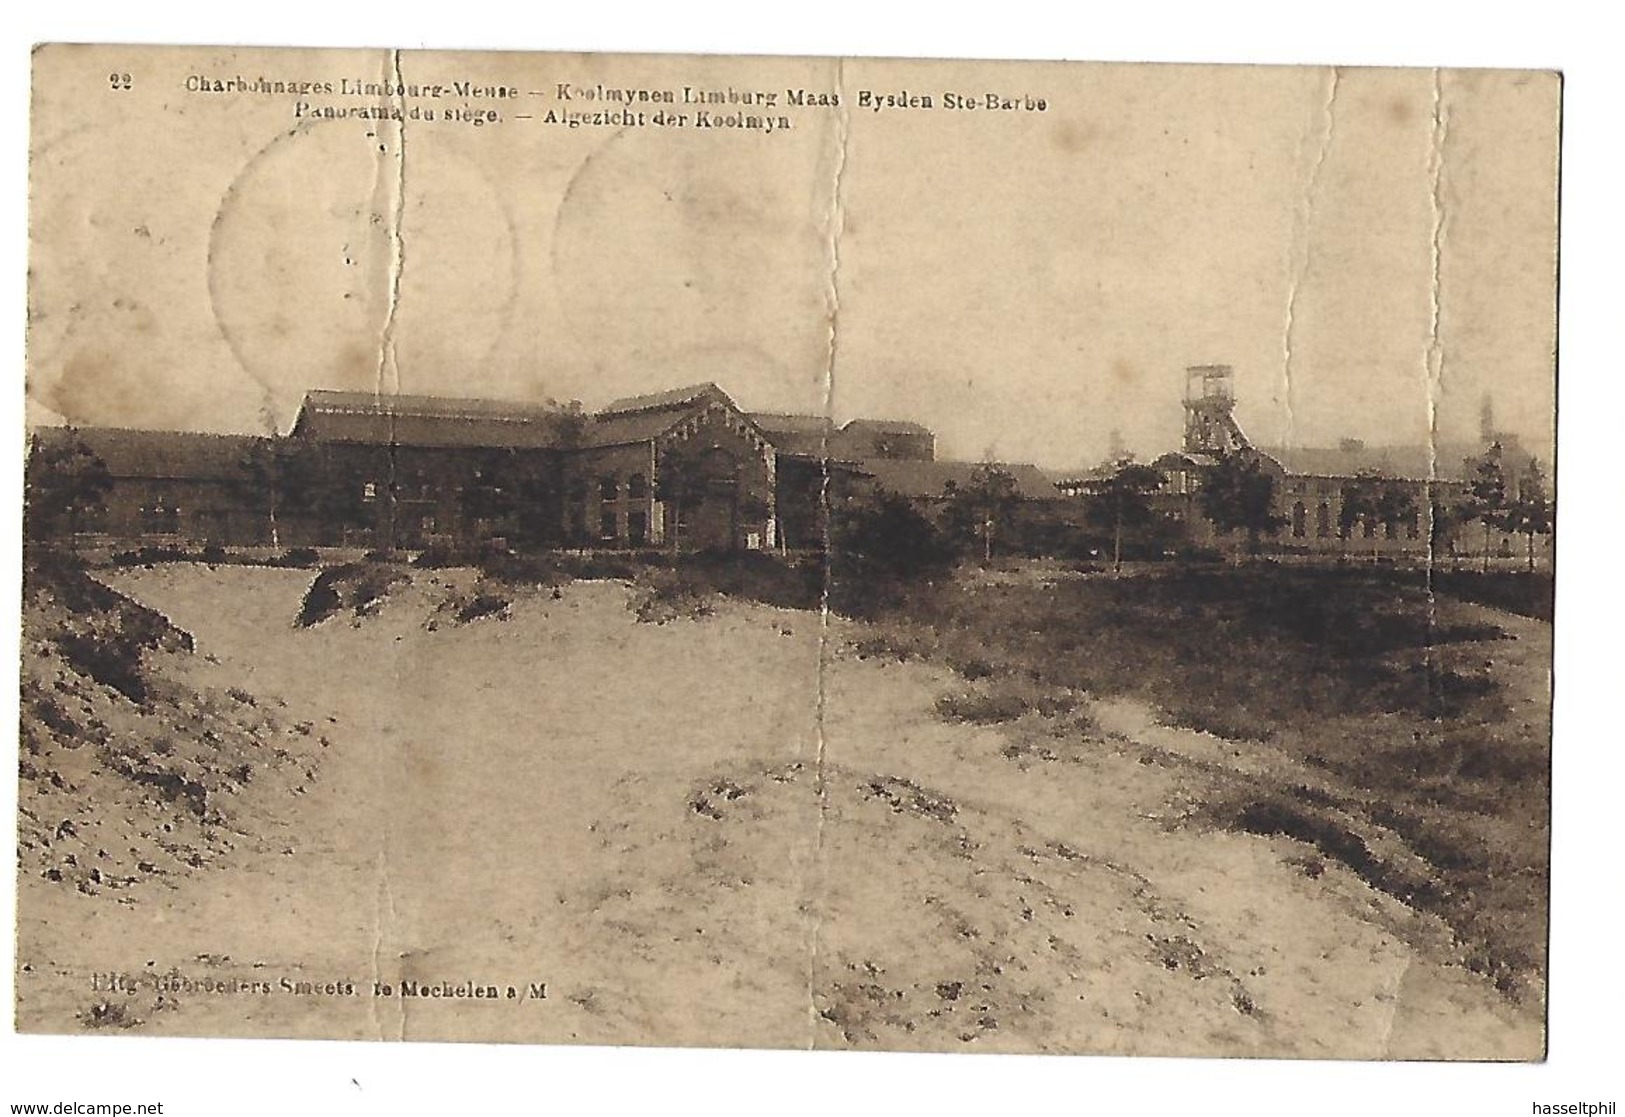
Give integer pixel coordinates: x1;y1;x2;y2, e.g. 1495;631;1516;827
14;565;1542;1058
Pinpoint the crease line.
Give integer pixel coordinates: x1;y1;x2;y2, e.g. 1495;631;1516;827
807;54;850;1052
1423;70;1450;677
365;48;408;1044
1281;66;1339;451
377;49;408;550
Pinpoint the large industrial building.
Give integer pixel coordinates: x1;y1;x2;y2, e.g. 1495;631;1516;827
26;368;1547;563
1143;366;1545;560
26;382;966;553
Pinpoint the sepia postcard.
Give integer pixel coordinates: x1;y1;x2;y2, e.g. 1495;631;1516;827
18;43;1557;1059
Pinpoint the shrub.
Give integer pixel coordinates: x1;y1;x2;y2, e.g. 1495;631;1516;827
411;543;467;569
455;592;510;624
559;552;645;581
935;681;1075;725
631;568;715;624
676;551;822;611
828;491;955;617
1432;570;1554;621
295;562;406;627
110;545;192;567
849;628;937;662
273;547;321;569
477;550;569;586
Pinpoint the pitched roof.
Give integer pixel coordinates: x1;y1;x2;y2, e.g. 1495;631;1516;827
578;409;690;448
298;389;576;423
858;459;1062;502
583;385;778;448
32;427;267;482
600;383;728;415
748;413;835;457
749;413;835;435
1151;450;1222;471
1266;441;1496;483
291;390;572;449
840;417;934;437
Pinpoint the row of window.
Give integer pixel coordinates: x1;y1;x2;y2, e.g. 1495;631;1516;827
599;473;649;501
590;507;650;545
1288;501;1420;540
358;474;657;506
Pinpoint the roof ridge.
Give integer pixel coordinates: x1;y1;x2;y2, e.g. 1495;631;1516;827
598;382;724;415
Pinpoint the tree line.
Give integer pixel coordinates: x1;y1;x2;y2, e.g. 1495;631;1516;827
25;429;1553;573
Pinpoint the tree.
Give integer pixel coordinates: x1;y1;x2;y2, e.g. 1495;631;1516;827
1506;459;1553;572
1375;482;1419;549
1428;491;1461;567
456;449;560;552
829;488;954;615
655;438;715;555
1083;458;1164;573
1337;471;1382;556
1465;442;1510;572
1197;451;1285;558
545;400;588;449
24;431;113;547
235;439;320;548
941;463;1021;564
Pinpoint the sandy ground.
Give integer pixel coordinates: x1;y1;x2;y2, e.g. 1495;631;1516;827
14;564;1544;1058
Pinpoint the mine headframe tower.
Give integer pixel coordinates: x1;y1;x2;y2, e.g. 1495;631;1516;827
1183;365;1252;457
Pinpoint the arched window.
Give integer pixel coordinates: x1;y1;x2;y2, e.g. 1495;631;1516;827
1291;501;1307;538
599;475;618;502
627;472;648;499
1316;501;1332;538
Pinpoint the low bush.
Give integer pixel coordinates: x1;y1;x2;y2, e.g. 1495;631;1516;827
477;550;569;586
295;562;406;627
455;592;510;624
270;547;322;569
631;567;715;624
676;551;822;611
109;545;192;567
26;554;193;703
935;681;1076;725
1431;570;1554;621
558;552;647;581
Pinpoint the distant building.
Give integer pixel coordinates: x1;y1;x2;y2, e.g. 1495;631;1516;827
1146;365;1546;560
26;382;953;554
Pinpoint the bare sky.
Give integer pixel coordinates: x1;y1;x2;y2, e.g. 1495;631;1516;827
28;47;1559;470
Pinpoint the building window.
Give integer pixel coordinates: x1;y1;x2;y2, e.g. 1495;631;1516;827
1384;517;1398;540
362;481;378;503
600;474;619;502
627;472;648;499
627;509;648;546
141;502;179;534
1316;502;1332;538
1291;501;1307;538
1362;515;1376;539
1407;512;1420;539
599;508;618;542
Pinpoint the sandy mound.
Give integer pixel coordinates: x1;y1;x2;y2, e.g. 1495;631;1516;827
18;556;324;906
563;757;1270;1055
